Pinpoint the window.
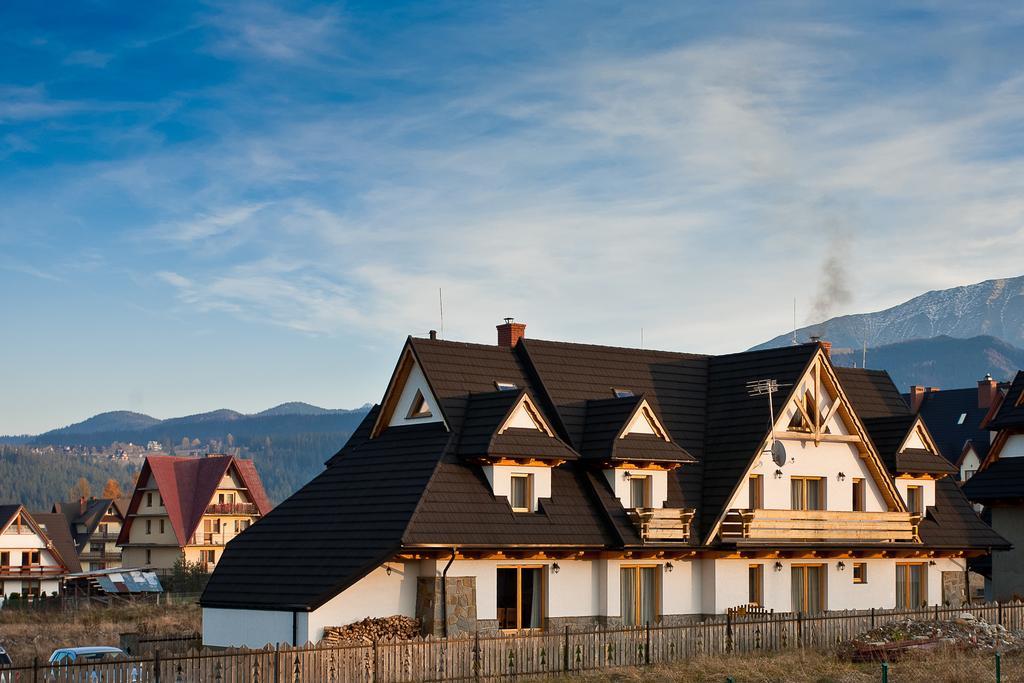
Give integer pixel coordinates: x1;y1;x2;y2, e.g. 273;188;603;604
89;542;105;553
145;549;151;564
629;475;652;509
748;564;764;606
791;477;825;510
495;381;518;392
748;475;763;510
496;566;544;630
0;551;9;567
406;389;433;419
852;478;865;512
853;563;867;584
23;551;40;566
791;564;826;613
98;523;107;535
787;393;821;433
905;486;924;515
963;469;977;481
896;563;927;608
159;520;165;534
145;520;152;535
510;474;534;513
957;412;967;425
621;565;659;626
613;388;635;398
219;492;235;505
200;549;217;565
22;580;41;599
146;492;153;508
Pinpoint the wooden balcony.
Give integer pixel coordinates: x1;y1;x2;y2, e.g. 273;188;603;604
0;565;64;577
627;507;696;543
720;509;920;544
205;502;258;516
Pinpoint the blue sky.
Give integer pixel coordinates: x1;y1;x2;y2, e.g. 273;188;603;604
3;2;1024;434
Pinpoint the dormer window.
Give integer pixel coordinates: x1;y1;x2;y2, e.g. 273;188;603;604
957;413;967;425
495;381;519;392
406;390;433;419
613;388;635;398
510;474;534;512
628;475;652;508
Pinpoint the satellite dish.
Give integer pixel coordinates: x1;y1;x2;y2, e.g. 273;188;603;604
771;441;787;467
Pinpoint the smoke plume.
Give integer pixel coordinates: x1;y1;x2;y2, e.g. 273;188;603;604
807;245;852;336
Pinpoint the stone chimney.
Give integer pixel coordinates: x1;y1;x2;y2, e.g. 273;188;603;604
978;374;999;409
496;317;526;348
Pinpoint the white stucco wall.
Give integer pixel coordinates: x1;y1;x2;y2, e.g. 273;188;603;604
999;434;1024;458
603;469;669;509
895;478;936;510
483;465;552;511
389;361;444;427
305;563;420;643
203;607;296;648
960;448;981;481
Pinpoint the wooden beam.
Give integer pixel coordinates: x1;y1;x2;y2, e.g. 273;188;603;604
775;432;862;444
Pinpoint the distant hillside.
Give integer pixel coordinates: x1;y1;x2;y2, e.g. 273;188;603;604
831;335;1024;390
44;411;161;437
30;403;370;447
753;275;1024;350
0;445;138;510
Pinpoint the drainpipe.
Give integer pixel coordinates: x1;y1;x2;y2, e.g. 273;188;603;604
441;547;456;638
292;611;298;646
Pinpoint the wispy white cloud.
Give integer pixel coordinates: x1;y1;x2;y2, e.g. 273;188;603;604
202;2;345;64
62;49;113;68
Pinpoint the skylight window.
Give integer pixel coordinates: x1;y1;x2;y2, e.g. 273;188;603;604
495;381;519;392
613;388;635;398
957;413;967;425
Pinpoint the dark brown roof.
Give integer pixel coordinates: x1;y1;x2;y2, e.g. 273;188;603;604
33;512;83;573
919;478;1009;550
988;371;1024;430
52;498;125;552
580;396;696;463
834;367;910;418
202;420;452;611
910;386;993;465
456;390;579;462
963;457;1024;503
861;416;956;476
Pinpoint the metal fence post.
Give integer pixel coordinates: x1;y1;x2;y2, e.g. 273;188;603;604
881;661;888;683
797;612;803;649
274;644;281;683
32;656;38;683
645;621;651;665
563;626;570;672
997;652;1002;683
726;611;733;653
373;639;379;683
154;649;161;683
871;607;875;629
998;602;1003;626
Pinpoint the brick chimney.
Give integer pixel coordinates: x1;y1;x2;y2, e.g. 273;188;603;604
909;385;926;413
496;317;526;347
978;374;999;409
79;497;86;514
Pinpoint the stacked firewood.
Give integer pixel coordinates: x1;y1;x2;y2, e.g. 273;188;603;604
322;616;421;644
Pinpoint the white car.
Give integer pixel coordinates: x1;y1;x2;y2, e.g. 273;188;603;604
46;647;142;682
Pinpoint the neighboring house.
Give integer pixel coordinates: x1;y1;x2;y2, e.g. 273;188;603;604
51;497;130;571
118;455;272;574
963;370;1024;601
907;376;1003;482
0;505;78;600
201;321;1006;648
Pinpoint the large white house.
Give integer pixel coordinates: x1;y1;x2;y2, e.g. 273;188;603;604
201;321;1007;647
0;505;78;600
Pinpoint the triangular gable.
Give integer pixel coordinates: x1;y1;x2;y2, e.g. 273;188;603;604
620;399;669;440
372;341;448;437
898;417;941;455
0;506;72;573
497;393;554;436
704;346;906;544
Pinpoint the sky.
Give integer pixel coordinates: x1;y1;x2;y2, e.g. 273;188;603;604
3;1;1024;434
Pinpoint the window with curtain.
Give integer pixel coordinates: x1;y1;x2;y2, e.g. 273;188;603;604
510;474;534;512
497;566;545;630
791;477;825;510
748;475;763;509
621;565;659;626
896;563;926;608
629;476;651;508
791;565;826;613
905;486;923;515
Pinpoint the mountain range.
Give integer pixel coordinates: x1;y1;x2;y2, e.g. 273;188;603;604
754;274;1024;390
8;402;371;447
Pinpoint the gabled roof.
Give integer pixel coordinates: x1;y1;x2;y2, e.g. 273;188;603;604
119;455;272;547
456;389;579;462
580;395;696;463
861;415;956;476
907;386;992;466
988;371;1024;430
52;498;128;552
963;456;1024;504
32;512;82;573
833;367;910;418
918;477;1009;550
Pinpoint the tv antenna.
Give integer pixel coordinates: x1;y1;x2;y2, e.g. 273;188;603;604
747;378;792;466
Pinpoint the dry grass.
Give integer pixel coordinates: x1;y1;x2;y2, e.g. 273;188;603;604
0;603;200;665
546;647;1022;682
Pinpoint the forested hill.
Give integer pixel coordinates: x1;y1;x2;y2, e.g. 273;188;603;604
0;446;139;511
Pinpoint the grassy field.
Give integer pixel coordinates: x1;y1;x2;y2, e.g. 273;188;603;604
0;603;200;665
551;648;1021;682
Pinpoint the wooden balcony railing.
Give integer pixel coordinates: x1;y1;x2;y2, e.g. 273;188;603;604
626;507;696;543
720;509;920;544
205;502;258;516
0;565;64;577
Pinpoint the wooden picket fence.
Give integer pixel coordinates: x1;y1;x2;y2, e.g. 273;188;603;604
2;601;1022;682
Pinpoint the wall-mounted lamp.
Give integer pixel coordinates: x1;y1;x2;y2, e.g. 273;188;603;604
928;560;936;566
665;562;674;573
385;564;392;576
837;561;846;571
774;561;783;572
837;472;846;482
552;563;560;574
774;469;784;479
623;471;633;479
